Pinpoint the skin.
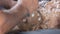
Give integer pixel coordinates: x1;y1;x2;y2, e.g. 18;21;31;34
0;0;17;9
0;0;38;34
